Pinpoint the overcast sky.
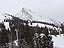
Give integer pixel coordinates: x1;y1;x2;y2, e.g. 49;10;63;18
0;0;64;22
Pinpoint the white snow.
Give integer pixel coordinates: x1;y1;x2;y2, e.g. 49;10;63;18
52;34;64;48
4;22;10;30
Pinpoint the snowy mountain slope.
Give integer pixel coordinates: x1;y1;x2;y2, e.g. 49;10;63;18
0;7;61;28
16;7;53;23
15;7;62;28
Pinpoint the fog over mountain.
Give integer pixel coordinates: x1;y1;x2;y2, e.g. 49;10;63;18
16;7;52;22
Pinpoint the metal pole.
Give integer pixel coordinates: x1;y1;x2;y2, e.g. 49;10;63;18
9;23;14;48
15;29;19;47
11;30;13;48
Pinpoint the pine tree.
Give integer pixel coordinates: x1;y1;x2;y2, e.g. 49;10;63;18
43;26;53;48
0;24;9;47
